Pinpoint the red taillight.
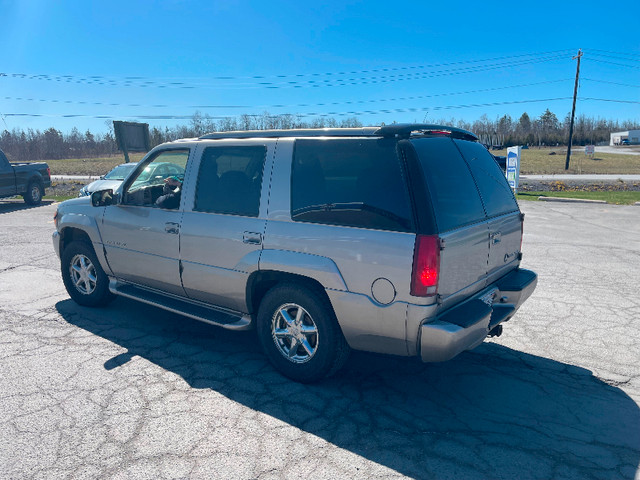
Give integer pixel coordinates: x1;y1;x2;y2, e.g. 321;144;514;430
47;167;51;178
411;235;440;297
53;210;58;228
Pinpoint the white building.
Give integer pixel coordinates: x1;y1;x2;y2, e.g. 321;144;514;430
610;130;640;145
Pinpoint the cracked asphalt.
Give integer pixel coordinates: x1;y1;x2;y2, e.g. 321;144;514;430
0;199;639;480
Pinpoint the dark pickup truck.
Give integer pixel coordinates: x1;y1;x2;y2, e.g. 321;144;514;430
0;148;51;205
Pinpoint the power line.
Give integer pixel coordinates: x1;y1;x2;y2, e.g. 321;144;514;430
0;54;571;90
586;51;640;63
254;56;569;89
2;97;576;121
0;49;574;84
585;58;640;69
2;79;572;111
582;78;640;88
584;48;640;60
580;97;640;104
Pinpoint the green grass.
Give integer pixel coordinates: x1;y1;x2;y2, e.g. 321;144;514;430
46;153;146;176
517;190;640;205
492;147;640;175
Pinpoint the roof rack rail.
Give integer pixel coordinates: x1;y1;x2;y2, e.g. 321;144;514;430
199;127;380;140
197;124;477;141
374;124;477;141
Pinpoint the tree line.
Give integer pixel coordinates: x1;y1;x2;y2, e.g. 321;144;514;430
1;110;638;162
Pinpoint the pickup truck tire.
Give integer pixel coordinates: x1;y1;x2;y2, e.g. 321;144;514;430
61;241;115;307
23;180;43;205
257;284;350;383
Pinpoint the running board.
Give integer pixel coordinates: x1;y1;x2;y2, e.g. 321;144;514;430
109;280;252;331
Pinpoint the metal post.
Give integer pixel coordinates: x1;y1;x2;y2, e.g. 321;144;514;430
565;49;583;170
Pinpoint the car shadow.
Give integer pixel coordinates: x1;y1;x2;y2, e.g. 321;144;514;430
55;297;640;479
0;199;54;214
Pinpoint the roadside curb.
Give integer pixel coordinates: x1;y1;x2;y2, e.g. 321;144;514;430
537;196;607;204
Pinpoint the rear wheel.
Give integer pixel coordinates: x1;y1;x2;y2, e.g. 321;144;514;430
23;180;43;205
257;283;350;383
61;241;114;307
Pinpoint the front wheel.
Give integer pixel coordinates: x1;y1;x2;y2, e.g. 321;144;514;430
61;241;114;307
23;180;43;205
257;284;350;383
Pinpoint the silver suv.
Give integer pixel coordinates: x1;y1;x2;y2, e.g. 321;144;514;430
53;124;537;382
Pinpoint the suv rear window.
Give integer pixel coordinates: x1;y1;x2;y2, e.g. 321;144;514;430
410;137;486;232
454;140;519;218
291;138;413;232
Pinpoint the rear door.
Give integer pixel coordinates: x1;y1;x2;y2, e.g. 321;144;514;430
407;137;489;306
454;140;522;283
179;141;272;312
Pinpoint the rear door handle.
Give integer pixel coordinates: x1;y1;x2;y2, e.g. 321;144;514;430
165;222;180;234
490;231;502;244
243;231;262;245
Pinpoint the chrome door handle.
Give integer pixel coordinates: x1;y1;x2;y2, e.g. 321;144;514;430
165;222;180;234
243;232;262;245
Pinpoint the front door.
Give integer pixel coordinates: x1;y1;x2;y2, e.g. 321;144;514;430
101;149;190;295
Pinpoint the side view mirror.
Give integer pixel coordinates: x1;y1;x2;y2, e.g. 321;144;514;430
91;189;115;207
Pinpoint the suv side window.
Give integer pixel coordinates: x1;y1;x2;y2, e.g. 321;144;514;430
122;149;189;207
454;140;519;218
291;138;413;232
194;145;266;217
410;137;486;232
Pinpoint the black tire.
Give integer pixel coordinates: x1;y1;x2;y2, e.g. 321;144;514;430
61;241;115;307
23;180;44;205
257;283;350;383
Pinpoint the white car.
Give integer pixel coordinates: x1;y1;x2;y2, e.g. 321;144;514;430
78;163;138;197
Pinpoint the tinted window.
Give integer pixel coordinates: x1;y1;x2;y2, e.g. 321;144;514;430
454;140;519;217
194;146;266;217
410;137;485;232
291;138;413;232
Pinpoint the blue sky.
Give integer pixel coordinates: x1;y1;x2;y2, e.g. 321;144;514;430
1;0;638;134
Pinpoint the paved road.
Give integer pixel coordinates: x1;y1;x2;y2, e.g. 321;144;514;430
0;200;639;479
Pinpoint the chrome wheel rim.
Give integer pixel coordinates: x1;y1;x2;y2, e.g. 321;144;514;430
271;303;319;364
69;254;97;295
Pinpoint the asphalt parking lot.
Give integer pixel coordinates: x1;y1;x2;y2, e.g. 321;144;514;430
1;200;639;480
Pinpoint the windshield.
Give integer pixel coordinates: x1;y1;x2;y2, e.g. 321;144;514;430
104;163;137;180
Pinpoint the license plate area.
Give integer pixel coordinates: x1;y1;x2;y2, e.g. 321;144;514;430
480;288;498;307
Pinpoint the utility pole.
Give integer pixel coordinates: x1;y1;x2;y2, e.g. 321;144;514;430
565;49;583;170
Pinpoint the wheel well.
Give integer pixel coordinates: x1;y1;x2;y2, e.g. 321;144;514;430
60;227;93;254
28;175;43;186
247;271;332;316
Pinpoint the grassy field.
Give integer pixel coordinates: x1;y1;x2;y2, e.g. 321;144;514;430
46;153;146;176
492;146;640;175
517;190;640;205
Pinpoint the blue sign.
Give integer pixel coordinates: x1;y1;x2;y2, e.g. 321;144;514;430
506;146;521;193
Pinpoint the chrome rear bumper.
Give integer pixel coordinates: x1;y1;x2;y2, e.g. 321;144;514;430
419;268;537;362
